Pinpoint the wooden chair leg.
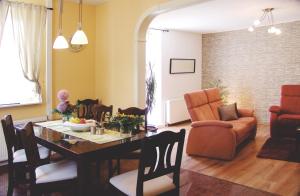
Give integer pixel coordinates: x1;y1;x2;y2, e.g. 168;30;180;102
108;159;113;178
7;166;14;196
96;160;101;184
117;159;121;174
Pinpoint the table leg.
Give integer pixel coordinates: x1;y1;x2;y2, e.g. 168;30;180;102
77;158;89;196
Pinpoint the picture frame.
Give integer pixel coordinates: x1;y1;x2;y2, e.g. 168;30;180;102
169;58;196;74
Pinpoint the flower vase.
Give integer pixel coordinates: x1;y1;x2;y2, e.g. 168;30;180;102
62;115;70;123
119;123;133;137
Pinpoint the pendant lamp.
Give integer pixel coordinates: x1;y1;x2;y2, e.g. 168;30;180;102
53;0;69;49
71;0;88;45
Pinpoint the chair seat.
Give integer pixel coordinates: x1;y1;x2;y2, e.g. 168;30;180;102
230;117;256;144
110;169;175;196
35;160;77;184
278;114;300;126
13;146;49;163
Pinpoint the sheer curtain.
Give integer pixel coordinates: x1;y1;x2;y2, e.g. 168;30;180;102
0;0;9;47
10;2;46;94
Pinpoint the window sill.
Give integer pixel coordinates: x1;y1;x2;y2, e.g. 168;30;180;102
0;102;42;109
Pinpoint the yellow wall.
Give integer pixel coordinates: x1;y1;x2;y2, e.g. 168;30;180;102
52;1;96;107
0;0;96;120
95;0;168;110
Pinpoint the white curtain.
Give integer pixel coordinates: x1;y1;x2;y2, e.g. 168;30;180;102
10;2;46;94
0;0;9;47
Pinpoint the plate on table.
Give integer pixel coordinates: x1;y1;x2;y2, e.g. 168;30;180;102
63;122;91;132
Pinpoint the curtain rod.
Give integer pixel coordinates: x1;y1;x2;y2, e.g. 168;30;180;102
5;0;53;10
149;28;169;32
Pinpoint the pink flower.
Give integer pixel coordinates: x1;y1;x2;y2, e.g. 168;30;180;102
57;89;69;102
56;102;68;113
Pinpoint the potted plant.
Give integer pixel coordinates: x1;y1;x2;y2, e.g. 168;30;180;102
108;113;144;135
145;63;157;132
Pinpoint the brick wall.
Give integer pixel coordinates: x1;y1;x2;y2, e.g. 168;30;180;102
202;21;300;123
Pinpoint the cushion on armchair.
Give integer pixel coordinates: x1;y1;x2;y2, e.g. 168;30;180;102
278;114;300;126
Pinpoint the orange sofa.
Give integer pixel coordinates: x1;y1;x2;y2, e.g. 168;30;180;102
184;88;257;160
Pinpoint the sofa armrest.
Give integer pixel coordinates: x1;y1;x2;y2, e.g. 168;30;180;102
269;106;281;114
186;124;236;160
191;120;233;128
237;108;254;117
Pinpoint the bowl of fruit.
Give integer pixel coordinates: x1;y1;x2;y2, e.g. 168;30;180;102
63;117;91;132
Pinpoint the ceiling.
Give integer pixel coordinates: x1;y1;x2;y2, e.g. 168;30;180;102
150;0;300;33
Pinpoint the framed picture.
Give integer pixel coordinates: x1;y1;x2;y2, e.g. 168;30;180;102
169;58;196;74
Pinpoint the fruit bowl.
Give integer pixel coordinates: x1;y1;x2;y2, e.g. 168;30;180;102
63;121;91;132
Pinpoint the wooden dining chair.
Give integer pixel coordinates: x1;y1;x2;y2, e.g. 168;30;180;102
93;104;113;124
18;122;78;195
77;99;99;119
112;107;148;175
118;107;148;132
92;104;114;182
110;129;186;196
1;115;50;196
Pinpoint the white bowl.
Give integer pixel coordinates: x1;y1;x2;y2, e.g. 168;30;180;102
63;122;91;132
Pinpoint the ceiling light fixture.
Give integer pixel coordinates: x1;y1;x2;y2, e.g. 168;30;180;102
71;0;88;45
53;0;69;49
248;8;281;35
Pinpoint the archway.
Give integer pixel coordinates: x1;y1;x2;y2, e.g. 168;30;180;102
134;0;211;124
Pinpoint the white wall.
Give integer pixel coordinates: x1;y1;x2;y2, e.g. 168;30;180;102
161;30;202;124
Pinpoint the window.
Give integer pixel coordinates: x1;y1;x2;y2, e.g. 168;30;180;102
0;11;41;106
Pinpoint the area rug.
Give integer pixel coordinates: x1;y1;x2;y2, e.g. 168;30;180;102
179;169;278;196
257;137;300;163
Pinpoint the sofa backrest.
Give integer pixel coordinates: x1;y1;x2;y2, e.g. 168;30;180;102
184;88;222;122
205;88;223;120
281;85;300;114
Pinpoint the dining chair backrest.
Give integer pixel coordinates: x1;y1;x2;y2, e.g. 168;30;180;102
118;107;148;131
136;129;185;195
1;115;21;164
18;122;41;180
77;99;99;119
93;104;113;123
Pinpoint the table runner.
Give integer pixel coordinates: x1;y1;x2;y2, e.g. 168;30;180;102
35;120;130;144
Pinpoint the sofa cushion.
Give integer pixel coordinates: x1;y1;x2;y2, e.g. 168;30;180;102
278;114;300;126
190;104;216;121
230;117;256;144
184;90;208;109
218;103;238;121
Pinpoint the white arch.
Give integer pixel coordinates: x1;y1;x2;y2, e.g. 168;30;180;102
134;0;212;107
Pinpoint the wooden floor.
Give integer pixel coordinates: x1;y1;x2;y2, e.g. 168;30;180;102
162;123;300;196
1;124;299;196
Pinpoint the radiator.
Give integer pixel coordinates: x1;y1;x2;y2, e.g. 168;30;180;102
0;116;48;162
166;98;190;125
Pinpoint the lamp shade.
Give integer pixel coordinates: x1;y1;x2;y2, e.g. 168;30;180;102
71;29;88;45
53;35;69;49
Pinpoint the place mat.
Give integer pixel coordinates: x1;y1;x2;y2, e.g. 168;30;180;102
257;137;300;163
35;120;130;144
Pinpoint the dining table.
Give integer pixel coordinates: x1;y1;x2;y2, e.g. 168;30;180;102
15;120;156;195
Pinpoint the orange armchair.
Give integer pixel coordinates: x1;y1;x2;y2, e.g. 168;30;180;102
269;85;300;138
184;88;257;160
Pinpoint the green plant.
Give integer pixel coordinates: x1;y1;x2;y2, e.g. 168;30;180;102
207;79;229;104
146;63;156;114
108;113;144;133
